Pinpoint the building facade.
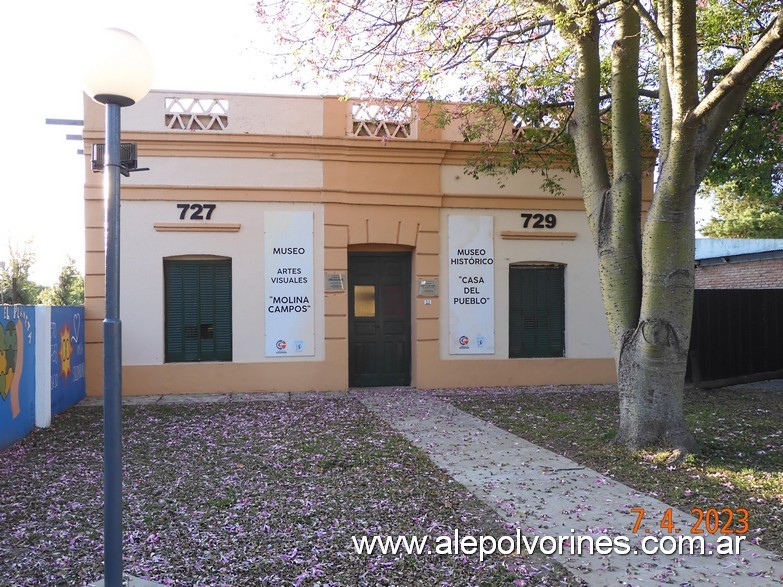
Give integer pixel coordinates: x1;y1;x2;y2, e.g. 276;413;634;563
82;91;632;396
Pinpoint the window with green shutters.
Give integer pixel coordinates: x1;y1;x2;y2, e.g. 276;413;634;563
509;264;565;358
164;259;232;362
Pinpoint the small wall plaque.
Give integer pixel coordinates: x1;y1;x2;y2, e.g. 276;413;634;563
325;272;347;291
418;278;439;297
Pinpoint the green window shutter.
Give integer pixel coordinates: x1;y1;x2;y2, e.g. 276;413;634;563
164;262;185;362
183;265;200;361
509;268;525;358
509;265;565;358
212;262;233;360
165;259;232;363
198;265;216;358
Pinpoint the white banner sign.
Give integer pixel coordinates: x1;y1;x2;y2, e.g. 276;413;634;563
264;211;315;357
448;215;495;355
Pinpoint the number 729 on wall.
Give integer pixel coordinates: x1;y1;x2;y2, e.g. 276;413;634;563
520;212;557;228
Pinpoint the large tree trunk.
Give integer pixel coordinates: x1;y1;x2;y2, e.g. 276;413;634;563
562;1;782;454
571;3;700;453
607;174;699;453
566;0;780;454
611;111;699;452
615;320;697;451
609;201;699;453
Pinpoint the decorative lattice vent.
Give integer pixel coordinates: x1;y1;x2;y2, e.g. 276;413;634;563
351;102;414;138
165;97;229;131
511;111;559;141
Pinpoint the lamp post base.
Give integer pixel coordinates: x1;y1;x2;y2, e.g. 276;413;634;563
91;575;167;587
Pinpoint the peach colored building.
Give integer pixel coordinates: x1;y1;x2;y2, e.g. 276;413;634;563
82;91;625;396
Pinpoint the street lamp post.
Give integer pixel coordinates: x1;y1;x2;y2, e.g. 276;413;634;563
82;28;153;587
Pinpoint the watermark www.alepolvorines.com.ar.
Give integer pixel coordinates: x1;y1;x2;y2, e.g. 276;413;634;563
351;528;747;562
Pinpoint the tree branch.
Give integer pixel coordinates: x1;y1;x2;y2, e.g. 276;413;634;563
693;12;783;180
568;15;611;222
704;67;733;94
692;12;783;122
630;0;664;45
608;3;643;334
639;87;659;99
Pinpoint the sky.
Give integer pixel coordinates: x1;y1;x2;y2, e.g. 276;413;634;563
1;0;715;286
1;0;303;285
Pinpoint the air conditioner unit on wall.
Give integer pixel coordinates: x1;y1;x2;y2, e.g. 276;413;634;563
91;142;140;176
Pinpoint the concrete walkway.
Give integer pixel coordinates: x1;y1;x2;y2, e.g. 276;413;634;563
359;390;783;587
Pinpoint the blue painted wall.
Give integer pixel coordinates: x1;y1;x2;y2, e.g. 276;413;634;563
0;306;36;451
50;306;86;417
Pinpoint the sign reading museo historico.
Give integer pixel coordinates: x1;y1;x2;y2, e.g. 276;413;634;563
264;211;315;357
448;215;495;355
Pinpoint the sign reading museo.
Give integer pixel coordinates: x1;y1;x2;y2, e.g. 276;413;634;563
264;211;315;357
448;215;495;354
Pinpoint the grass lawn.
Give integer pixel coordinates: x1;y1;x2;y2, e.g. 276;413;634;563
0;398;579;587
448;385;783;556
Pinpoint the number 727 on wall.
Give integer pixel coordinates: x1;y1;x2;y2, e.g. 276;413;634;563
177;203;216;220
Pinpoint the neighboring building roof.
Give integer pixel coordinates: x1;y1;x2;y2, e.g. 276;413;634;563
696;238;783;262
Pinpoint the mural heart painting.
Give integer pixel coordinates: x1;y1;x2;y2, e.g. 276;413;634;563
72;312;81;344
